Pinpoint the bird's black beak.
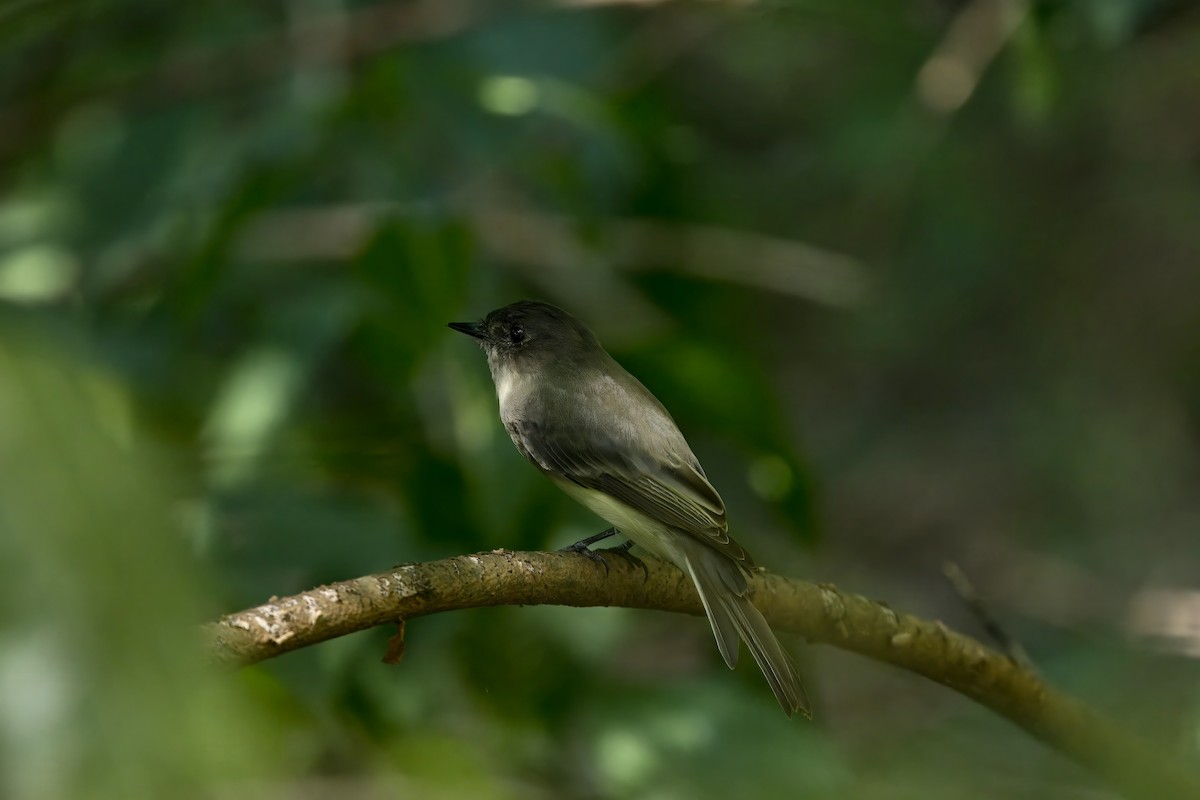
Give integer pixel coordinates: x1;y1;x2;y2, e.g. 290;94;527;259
448;321;487;340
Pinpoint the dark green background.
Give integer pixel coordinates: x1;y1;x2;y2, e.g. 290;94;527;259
3;1;1199;797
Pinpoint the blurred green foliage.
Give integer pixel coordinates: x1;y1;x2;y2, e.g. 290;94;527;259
3;0;1200;797
0;327;282;799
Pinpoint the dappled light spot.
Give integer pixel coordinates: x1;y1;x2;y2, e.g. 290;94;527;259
478;75;540;116
1127;588;1200;658
203;348;305;488
917;55;977;114
0;246;78;304
748;455;793;501
596;727;658;790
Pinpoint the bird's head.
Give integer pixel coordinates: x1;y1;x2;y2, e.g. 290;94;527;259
448;300;600;371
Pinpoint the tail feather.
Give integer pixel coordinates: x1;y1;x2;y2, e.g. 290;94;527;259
684;559;742;669
682;541;810;718
717;591;809;717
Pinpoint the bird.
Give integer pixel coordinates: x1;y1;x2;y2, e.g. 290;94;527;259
449;300;809;717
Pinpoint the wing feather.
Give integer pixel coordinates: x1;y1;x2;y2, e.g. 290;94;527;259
510;412;752;567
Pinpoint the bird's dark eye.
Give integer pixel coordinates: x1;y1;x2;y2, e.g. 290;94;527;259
509;325;525;345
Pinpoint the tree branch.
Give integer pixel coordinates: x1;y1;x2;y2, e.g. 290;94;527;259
205;550;1200;800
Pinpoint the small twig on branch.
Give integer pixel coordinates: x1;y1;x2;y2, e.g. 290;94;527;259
943;560;1036;671
205;549;1200;800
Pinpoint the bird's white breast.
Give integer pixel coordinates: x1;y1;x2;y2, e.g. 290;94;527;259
496;370;517;406
493;365;532;420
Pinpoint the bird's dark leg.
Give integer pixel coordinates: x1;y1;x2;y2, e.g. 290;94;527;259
599;539;650;582
560;527;621;551
559;527;620;573
559;528;649;581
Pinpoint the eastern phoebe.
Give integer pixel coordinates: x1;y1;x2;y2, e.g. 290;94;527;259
449;300;809;718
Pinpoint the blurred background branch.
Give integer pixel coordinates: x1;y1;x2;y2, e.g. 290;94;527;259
235;203;869;307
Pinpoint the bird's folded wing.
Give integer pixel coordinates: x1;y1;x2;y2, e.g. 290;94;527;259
517;418;753;566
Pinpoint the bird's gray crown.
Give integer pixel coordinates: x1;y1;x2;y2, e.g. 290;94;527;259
472;300;600;361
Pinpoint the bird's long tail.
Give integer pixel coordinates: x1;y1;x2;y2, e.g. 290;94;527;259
679;539;810;718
